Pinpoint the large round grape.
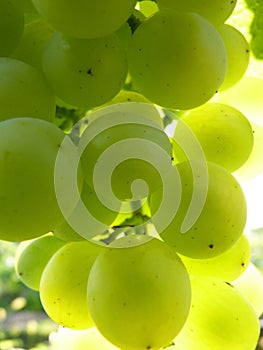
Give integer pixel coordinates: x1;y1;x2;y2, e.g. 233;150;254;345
0;118;67;242
0;0;24;56
43;32;128;109
150;161;247;258
40;241;104;329
80;105;172;201
179;233;251;282
173;276;260;350
128;10;227;110
15;233;65;291
232;263;263;317
218;24;250;91
12;18;54;72
54;182;120;242
157;0;237;26
87;239;191;350
176;103;254;172
0;58;56;122
32;0;137;39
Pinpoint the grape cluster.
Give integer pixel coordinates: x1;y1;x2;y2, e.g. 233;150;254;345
1;0;263;349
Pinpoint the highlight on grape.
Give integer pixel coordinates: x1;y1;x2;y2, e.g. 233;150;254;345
1;0;263;349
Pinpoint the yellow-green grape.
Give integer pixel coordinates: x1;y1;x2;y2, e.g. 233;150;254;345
176;103;254;172
0;58;56;122
15;234;65;291
87;239;191;350
217;24;250;91
173;276;260;350
0;0;24;56
137;1;159;17
54;326;120;350
128;10;227;110
40;241;104;329
32;0;137;39
12;18;54;71
0;118;67;242
157;0;237;26
150;161;247;259
179;234;250;282
54;182;120;242
80;108;172;201
232;262;263;317
43;32;128;109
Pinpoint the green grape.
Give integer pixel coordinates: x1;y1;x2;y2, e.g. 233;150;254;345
179;233;251;282
175;102;254;172
180;275;260;347
54;182;120;242
32;0;137;38
87;239;191;350
217;24;250;91
173;276;260;350
137;1;159;17
0;118;70;242
232;262;263;317
79;103;172;202
12;18;54;71
40;241;104;329
15;233;65;291
0;58;56;122
128;10;227;110
54;326;120;350
42;32;128;109
150;161;247;259
0;0;24;56
157;0;237;26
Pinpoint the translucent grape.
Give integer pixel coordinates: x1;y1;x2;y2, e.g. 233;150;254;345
175;103;254;172
218;24;250;91
43;32;128;109
137;1;159;17
15;233;65;291
80;103;172;202
87;239;191;350
0;118;68;242
179;234;250;282
0;0;24;56
40;241;104;329
232;262;263;317
12;18;54;71
128;10;227;110
0;58;56;122
150;161;247;258
173;276;260;350
157;0;237;26
54;182;120;242
32;0;137;38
